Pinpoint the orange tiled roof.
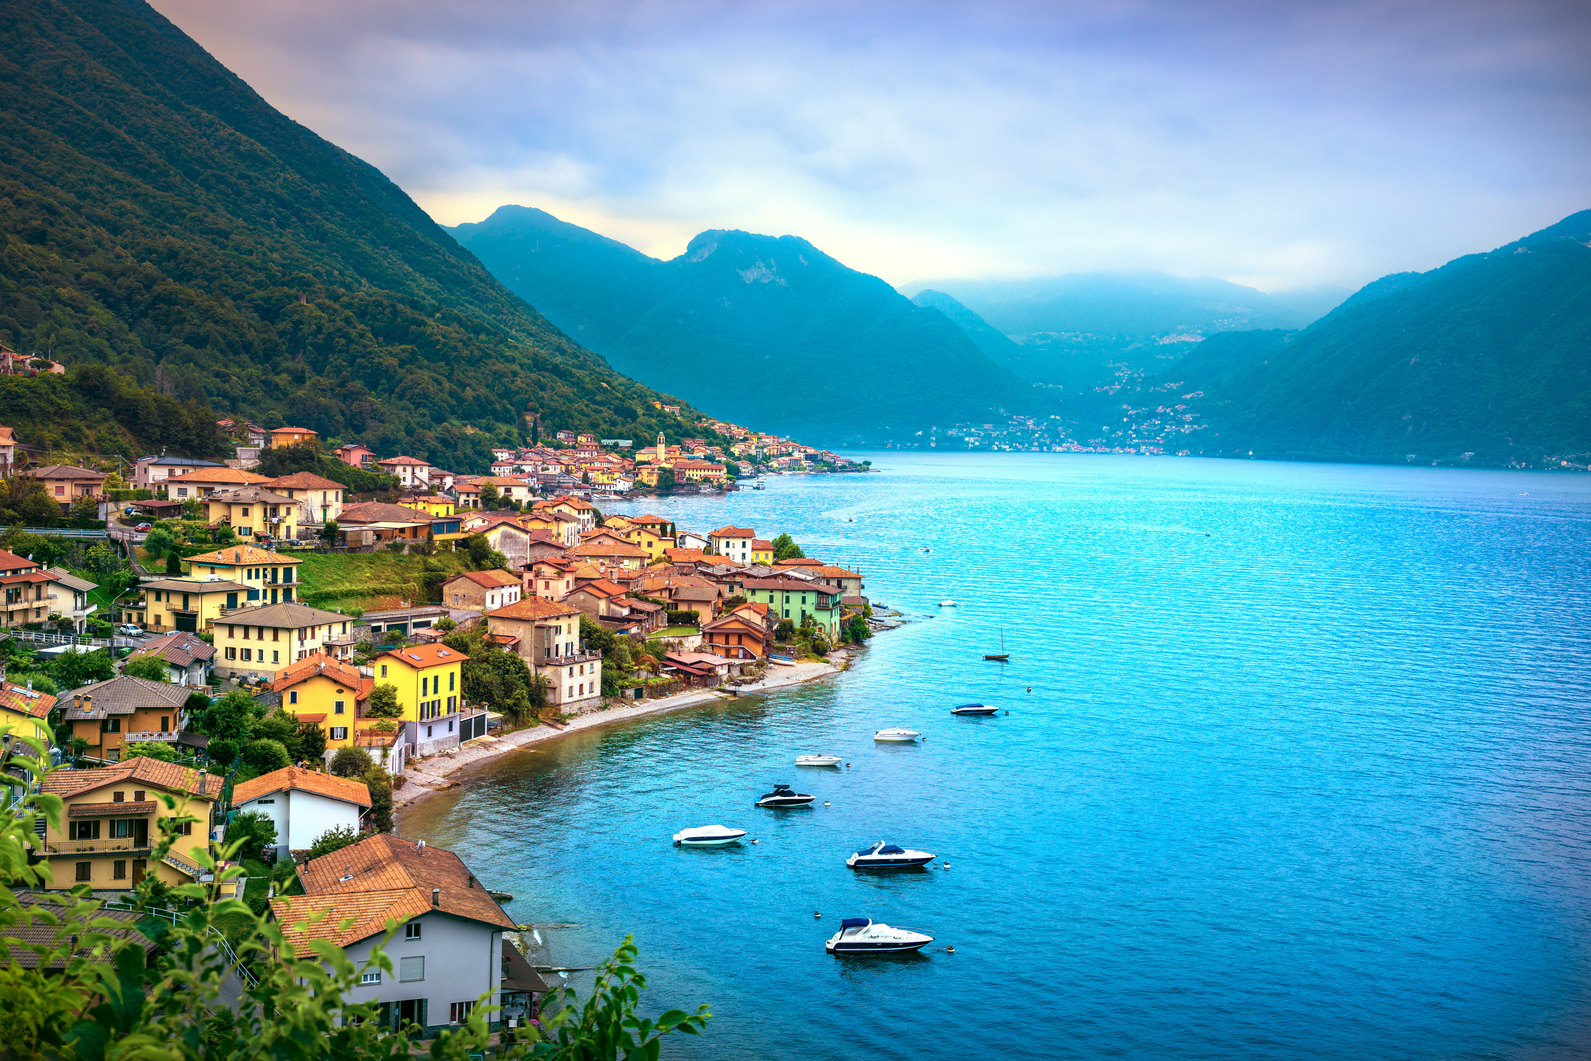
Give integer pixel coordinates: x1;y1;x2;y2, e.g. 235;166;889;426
187;544;302;566
41;756;224;799
710;526;756;538
234;766;371;808
270;655;368;692
448;569;519;589
178;467;273;485
265;471;344;490
0;680;56;719
377;644;470;669
488;597;578;621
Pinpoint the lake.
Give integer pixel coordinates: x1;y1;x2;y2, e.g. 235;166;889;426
400;453;1591;1060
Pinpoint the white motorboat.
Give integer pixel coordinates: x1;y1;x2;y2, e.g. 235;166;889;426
752;479;766;490
672;825;747;847
846;841;936;870
873;728;921;743
938;599;957;607
755;783;815;808
795;755;843;767
950;703;998;716
825;918;934;955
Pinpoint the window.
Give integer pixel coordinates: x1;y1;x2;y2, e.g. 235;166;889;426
360;970;381;985
255;798;275;805
380;665;387;678
75;862;91;882
111;820;132;839
399;956;425;983
134;790;145;802
330;727;347;741
272;627;280;642
289;690;298;705
226;647;236;660
334;699;345;714
449;1001;475;1024
241;507;251;518
228;625;235;638
105;718;120;732
242;648;252;662
113;860;127;880
426;725;433;738
69;820;101;840
113;791;125;803
272;651;279;664
405;922;422;940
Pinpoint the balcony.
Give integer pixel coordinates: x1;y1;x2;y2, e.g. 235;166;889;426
124;730;180;743
532;649;602;668
44;840;152;856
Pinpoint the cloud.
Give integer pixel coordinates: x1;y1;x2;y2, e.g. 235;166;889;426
149;0;1591;290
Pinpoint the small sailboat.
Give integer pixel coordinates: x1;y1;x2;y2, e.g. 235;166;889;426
984;627;1009;661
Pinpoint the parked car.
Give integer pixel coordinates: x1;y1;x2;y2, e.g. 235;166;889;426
118;624;144;637
124;505;137;516
134;522;152;532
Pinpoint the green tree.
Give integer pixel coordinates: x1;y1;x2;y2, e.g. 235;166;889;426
775;619;795;641
207;738;238;767
123;741;177;762
142;525;176;556
770;533;805;561
362;766;394;834
165;551;184;575
202;689;259;742
307;824;360;859
180;496;205;520
242;738;291;775
298;722;328;764
52;649;115;688
122;655;169;682
655;466;676;493
847;615;871;642
329;747;375;777
228;810;279;859
254;711;305;762
321;519;339;544
479;482;501;509
365;683;402;719
67;494;100;528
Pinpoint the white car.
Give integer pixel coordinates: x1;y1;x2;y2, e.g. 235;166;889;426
118;624;144;637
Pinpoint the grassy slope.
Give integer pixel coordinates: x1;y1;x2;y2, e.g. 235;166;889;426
294;551;474;614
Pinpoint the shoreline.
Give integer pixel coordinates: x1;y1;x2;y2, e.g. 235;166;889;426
392;650;854;815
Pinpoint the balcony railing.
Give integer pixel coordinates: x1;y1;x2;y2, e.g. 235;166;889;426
124;730;180;742
533;649;602;667
44;840;151;855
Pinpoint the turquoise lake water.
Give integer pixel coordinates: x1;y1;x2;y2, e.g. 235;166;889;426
400;454;1591;1059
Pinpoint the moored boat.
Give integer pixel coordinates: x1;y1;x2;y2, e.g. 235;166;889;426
672;825;747;846
755;783;815;808
846;841;936;870
825;918;934;954
938;599;957;607
873;728;920;743
796;754;843;767
950;703;998;716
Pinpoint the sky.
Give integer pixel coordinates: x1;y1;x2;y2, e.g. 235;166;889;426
149;0;1591;293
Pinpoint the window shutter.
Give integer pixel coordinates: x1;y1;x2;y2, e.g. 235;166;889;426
399;956;425;982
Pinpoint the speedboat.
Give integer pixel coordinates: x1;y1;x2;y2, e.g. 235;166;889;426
672;825;747;847
873;728;920;743
950;703;998;716
796;755;843;767
847;841;936;870
825;918;934;955
755;783;815;808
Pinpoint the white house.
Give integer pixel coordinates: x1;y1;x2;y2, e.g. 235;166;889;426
271;834;517;1037
231;765;371;858
376;456;432;489
676;530;709;551
124;630;213;686
707;525;756;563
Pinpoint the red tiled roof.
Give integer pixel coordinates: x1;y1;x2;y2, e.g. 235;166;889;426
41;756;223;799
187;545;302;566
270;655;368;692
265;471;344;490
488;597;578;621
710;526;756;538
377;644;470;669
448;569;519;589
234;766;371;808
0;680;56;719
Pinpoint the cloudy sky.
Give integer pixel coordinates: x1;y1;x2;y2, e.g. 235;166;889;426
151;0;1590;292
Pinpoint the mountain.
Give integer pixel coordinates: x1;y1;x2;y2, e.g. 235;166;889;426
1171;210;1591;465
451;207;1038;442
0;0;702;470
912;274;1348;339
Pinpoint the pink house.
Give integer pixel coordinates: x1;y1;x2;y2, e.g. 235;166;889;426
336;443;375;469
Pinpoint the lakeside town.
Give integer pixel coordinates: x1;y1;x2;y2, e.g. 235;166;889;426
0;417;882;1041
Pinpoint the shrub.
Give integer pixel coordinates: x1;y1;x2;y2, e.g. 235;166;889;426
122;654;169;681
329;747;375;777
207;738;238;766
242;738;291;774
307;825;360;859
364;682;402;719
228;810;279;859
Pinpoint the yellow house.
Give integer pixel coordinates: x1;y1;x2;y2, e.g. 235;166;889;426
272;655;373;750
132;578;249;633
39;756;224;892
186;545;304;606
401;495;456;517
634;465;660;488
370;643;467;723
204;486;300;541
0;677;56;750
214;601;353;680
621;525;670;562
751;538;774;565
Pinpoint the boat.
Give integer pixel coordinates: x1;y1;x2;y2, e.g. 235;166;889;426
984;627;1009;661
796;755;843;767
755;783;816;808
825;918;934;955
846;841;936;870
938;599;957;607
752;479;766;490
873;728;920;743
950;703;998;716
672;825;748;847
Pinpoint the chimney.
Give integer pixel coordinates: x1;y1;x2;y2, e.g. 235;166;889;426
82;694;92;714
431;888;440;907
73;693;81;711
467;874;475;889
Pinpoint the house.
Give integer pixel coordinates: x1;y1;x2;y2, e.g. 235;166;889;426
377;456;432;489
619;524;670;562
450;481;481;509
358;604;451;640
62;677;193;762
186;545;304;606
271;834;515;1037
523;558;576;601
810;565;866;599
672;459;726;485
45;567;97;633
751;539;774;565
519;510;579;548
0;550;59;628
474;476;535;507
272;655;374;755
265;471;346;524
466;518;535;569
441;569;522;613
708;526;756;563
214;602;354;681
400;495;456;518
702;607;771;660
631;514;674;539
540;496;596;535
39;756;224;892
204;486;301;541
32;465;106;511
269;426;319;449
125;631;215;686
133;455;227;490
485;598;603;713
675;531;710;551
0;425;15;478
521;530;570;564
132;578;250;633
668;584;720;624
570;534;647;572
161;467;272;500
742;577;844;640
233;766;371;859
335;443;376;469
371;644;484;754
0;676;57;752
336;501;436;542
218;418;269;448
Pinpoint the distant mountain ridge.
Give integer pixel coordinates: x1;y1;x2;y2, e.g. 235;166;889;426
451;207;1039;443
1173;209;1591;465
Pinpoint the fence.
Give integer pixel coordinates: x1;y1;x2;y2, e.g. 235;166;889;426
5;629;114;649
102;901;259;987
